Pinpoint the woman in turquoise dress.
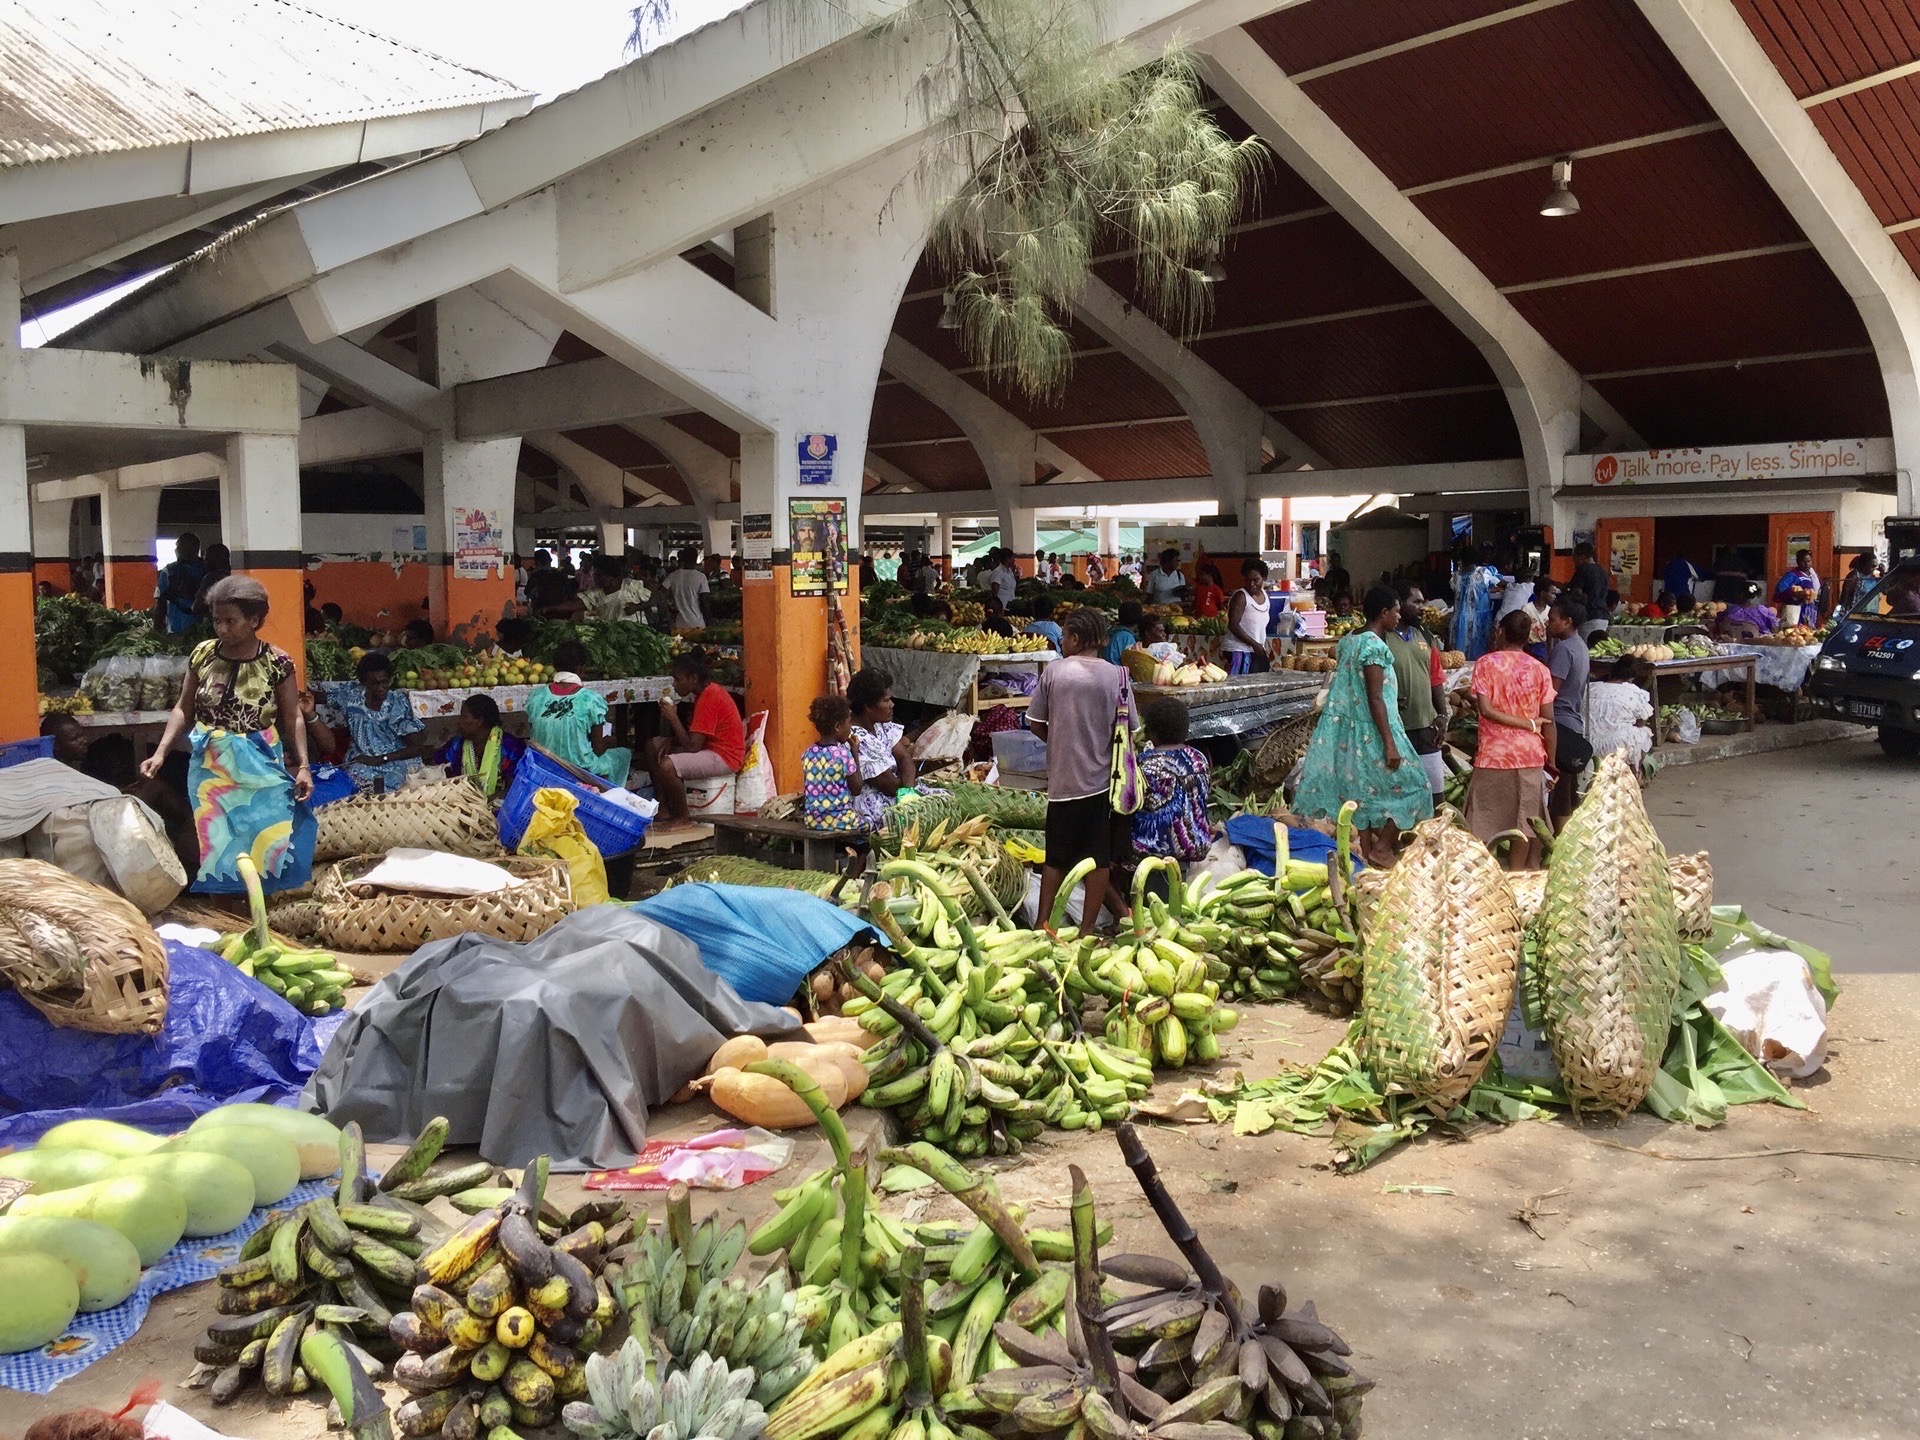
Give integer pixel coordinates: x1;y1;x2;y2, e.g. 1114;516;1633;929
1293;585;1434;867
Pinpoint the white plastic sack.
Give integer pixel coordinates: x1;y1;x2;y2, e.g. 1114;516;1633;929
1589;682;1655;767
1189;836;1250;887
734;711;775;814
1670;708;1701;745
914;711;977;762
89;794;187;912
1704;947;1828;1079
349;847;525;895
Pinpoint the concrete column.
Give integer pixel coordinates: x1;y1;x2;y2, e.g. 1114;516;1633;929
222;431;306;674
32;496;73;593
1099;516;1121;566
100;481;161;610
0;423;34;738
1000;504;1039;576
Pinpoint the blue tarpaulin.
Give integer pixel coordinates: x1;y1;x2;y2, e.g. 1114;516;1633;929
632;883;877;1005
0;942;335;1148
1224;815;1364;876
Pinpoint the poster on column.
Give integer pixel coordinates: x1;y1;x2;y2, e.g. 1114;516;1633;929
1609;529;1641;578
789;498;848;596
452;507;506;578
741;513;774;581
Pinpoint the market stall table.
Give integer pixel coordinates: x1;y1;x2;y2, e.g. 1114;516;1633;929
861;646;1057;713
398;675;674;718
1640;654;1758;744
1134;669;1328;743
1698;642;1821;693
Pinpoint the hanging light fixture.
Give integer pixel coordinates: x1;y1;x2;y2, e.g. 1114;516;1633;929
1200;248;1227;284
937;290;962;329
1540;156;1580;217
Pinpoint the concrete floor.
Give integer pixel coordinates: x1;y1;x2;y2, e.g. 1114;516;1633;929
13;735;1918;1438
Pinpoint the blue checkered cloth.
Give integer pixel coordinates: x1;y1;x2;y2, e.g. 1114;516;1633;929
0;1178;337;1394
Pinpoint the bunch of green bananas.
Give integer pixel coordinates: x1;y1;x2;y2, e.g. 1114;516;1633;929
226;854;352;1013
191;1116;474;1433
562;1334;768;1440
606;1200;814;1405
391;1157;628;1440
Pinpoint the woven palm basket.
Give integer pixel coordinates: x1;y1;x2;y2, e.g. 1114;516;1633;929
1348;863;1390;940
1506;870;1549;928
1354;817;1522;1113
0;860;168;1034
1537;752;1683;1115
314;854;573;952
1253;711;1318;791
314;777;501;863
1666;852;1714;942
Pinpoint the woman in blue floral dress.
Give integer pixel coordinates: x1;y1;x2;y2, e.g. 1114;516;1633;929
1293;585;1434;866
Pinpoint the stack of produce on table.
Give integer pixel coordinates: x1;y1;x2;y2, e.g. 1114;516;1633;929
34;593;201;688
1324;614;1363;638
871;625;1053;655
1166;612;1227;635
1121;650;1228;687
388;647;559;691
1751;624;1820;647
78;653;190;712
1212;755;1806;1168
1589;634;1715;661
1277;654;1337;674
870;811;1031;932
208;855;354;1014
0;1106;339;1355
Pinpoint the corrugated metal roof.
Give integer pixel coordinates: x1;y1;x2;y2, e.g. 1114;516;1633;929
1733;0;1920;95
0;0;528;168
1593;351;1891;446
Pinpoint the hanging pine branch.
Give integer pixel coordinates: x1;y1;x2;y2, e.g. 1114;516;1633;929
631;0;1263;400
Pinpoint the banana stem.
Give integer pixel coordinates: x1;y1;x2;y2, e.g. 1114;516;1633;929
839;1160;868;1294
1331;801;1356;908
877;1142;1040;1276
884;859;991;975
1069;1164;1124;1403
745;1058;855;1174
1111;1123;1248;1340
958;858;1014;929
666;1182;693;1255
1019;1018;1096;1107
898;1243;933;1408
844;967;947;1055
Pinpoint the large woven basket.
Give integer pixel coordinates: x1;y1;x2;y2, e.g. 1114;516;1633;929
1536;752;1683;1115
314;854;573;952
0;860;168;1034
1354;817;1523;1113
1667;852;1714;941
1253;711;1318;791
314;778;501;863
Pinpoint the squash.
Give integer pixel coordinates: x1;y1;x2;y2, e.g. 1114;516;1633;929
158;1125;302;1205
105;1153;255;1237
707;1065;847;1129
0;1253;80;1354
0;1148;119;1194
0;1216;142;1312
765;1041;868;1103
35;1119;165;1159
706;1035;770;1074
804;1017;878;1051
10;1176;188;1266
188;1104;342;1179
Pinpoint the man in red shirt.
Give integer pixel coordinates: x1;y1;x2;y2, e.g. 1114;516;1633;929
645;650;746;828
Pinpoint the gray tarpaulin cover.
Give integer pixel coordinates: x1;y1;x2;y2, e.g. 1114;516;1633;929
303;906;801;1169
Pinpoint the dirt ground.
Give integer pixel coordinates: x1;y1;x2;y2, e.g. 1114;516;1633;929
13;736;1916;1439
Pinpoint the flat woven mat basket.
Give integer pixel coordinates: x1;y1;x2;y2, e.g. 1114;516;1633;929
314;854;573;952
1355;816;1522;1114
314;777;501;863
0;859;168;1034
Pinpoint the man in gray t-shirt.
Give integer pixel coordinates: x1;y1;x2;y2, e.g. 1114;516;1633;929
1026;609;1131;929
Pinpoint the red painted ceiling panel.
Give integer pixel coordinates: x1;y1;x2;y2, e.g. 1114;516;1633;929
1732;0;1920;94
1192;305;1499;408
960;351;1184;430
1506;248;1868;373
1280;389;1522;470
868;381;964;445
868;439;989;492
1809;80;1920;223
1245;0;1526;76
1410;129;1807;285
664;412;740;459
559;426;692;503
1592;351;1891;446
1297;0;1714;190
1038;419;1210;481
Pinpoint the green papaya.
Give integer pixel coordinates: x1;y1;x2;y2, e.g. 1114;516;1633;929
35;1119;166;1159
106;1153;255;1237
0;1148;118;1193
0;1216;142;1312
159;1125;301;1205
10;1176;188;1265
0;1254;80;1354
189;1105;341;1180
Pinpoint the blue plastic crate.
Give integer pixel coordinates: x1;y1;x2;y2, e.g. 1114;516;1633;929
0;735;54;770
497;746;651;858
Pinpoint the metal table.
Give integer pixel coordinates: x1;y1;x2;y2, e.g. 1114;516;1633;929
862;646;1057;713
1641;655;1757;744
1134;670;1328;742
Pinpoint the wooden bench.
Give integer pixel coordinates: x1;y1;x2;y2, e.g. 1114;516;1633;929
710;814;869;873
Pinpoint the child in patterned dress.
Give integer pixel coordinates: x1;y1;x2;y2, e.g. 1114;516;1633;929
801;694;865;833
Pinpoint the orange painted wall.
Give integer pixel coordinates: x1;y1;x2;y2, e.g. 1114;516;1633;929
34;563;70;594
243;567;308;687
0;573;39;741
306;560;431;633
1766;512;1835;604
430;567;516;644
1595;517;1654;605
742;564;861;794
104;560;157;611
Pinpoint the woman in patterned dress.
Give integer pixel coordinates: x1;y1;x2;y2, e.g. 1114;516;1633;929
1292;585;1435;867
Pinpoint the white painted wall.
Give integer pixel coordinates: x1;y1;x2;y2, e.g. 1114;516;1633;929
302;511;428;557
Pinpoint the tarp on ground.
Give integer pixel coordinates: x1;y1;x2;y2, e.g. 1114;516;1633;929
1223;815;1364;876
631;882;876;1005
0;942;334;1149
303;906;803;1171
